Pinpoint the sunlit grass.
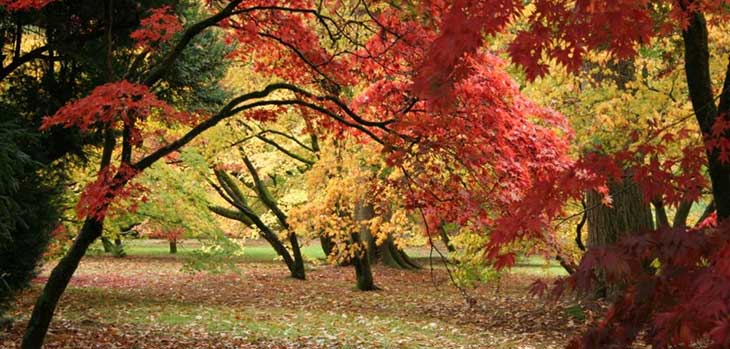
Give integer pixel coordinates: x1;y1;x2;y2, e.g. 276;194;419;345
88;239;568;276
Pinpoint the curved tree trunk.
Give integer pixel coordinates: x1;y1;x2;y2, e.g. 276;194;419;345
682;10;730;220
287;231;305;280
439;224;456;253
22;125;118;348
22;218;103;349
376;234;420;269
101;236;113;253
320;234;335;257
208;167;305;280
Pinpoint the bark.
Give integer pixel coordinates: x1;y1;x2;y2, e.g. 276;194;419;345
22;218;103;349
439;224;456;253
652;199;671;229
353;201;378;291
586;175;653;298
587;176;654;246
357;204;420;270
672;200;693;229
169;239;177;254
682;11;730;220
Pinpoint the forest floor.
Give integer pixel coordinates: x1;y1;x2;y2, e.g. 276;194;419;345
2;240;605;348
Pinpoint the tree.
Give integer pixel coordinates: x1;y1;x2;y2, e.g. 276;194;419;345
17;1;445;346
127;153;224;255
209;159;307;279
0;119;59;317
200;108;317;280
412;1;730;347
289;140;383;290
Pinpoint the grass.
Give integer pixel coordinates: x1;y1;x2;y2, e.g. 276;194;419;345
88;239;326;262
6;240;579;348
88;239;567;277
513;256;568;277
28;260;569;348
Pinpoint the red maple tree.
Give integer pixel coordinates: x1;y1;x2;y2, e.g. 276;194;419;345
410;1;730;347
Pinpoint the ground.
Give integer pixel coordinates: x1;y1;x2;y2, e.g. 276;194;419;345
1;240;602;348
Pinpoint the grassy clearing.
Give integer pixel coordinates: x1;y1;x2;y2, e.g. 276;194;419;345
88;239;567;277
87;239;327;263
4;240;577;348
57;287;497;348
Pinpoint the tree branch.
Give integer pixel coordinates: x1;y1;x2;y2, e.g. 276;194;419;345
143;0;245;87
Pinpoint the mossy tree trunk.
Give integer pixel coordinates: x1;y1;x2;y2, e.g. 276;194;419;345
101;236;114;253
439;224;456;253
586;176;653;246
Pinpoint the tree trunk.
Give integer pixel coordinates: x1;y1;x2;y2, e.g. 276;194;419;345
652;199;670;229
439;224;456;253
672;200;693;229
353;201;378;291
586;175;653;298
22;218;103;349
169;239;177;254
357;204;420;270
376;234;420;269
320;235;335;257
351;232;378;291
287;232;305;280
587;176;653;246
682;10;730;220
101;236;113;253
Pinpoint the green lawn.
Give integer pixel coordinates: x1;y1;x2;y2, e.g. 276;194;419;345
88;239;567;277
6;239;577;348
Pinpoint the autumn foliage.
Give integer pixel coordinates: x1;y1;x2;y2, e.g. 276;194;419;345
0;0;55;11
9;0;730;348
40;81;192;145
130;6;184;50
